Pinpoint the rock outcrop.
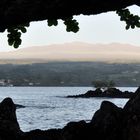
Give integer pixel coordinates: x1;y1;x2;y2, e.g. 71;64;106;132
67;87;134;98
15;104;25;109
0;97;22;140
1;88;140;140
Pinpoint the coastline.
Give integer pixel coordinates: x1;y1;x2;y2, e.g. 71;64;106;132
67;88;135;98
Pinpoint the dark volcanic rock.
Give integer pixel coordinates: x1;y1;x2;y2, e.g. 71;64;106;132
1;87;140;140
62;120;90;140
15;104;25;109
67;88;103;98
122;87;140;140
22;129;63;140
104;88;123;94
91;101;123;140
0;97;22;140
67;87;134;98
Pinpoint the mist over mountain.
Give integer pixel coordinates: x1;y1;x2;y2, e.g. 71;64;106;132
0;42;140;64
0;42;140;86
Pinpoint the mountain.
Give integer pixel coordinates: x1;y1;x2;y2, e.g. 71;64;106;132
0;42;140;63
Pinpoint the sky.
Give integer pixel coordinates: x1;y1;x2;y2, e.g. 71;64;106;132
0;5;140;52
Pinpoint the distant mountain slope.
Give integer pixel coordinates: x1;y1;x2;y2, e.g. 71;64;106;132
0;62;139;86
0;42;140;63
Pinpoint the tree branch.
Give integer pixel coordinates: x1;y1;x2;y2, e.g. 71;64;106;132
0;0;139;31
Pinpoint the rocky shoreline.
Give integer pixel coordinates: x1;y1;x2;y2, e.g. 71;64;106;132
67;88;134;98
1;87;140;140
15;104;26;109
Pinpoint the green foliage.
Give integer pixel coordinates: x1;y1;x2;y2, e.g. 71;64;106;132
92;80;115;89
63;17;79;33
116;9;140;30
7;17;79;48
47;17;79;33
7;23;29;48
6;9;140;48
47;19;58;26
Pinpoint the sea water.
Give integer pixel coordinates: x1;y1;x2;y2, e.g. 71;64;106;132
0;87;137;131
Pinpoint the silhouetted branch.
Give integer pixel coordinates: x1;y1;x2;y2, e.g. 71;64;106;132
0;0;139;31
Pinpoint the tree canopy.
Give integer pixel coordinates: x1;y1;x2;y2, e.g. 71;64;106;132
0;0;140;48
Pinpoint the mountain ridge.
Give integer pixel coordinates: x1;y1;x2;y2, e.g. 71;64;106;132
0;42;140;64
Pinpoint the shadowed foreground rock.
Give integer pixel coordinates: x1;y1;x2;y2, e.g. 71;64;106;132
1;88;140;140
0;97;22;140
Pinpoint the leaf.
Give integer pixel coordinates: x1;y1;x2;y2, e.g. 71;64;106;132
19;27;27;33
47;19;58;26
63;17;79;33
13;41;20;48
8;39;14;46
136;23;140;27
131;24;135;29
116;8;140;30
125;25;130;30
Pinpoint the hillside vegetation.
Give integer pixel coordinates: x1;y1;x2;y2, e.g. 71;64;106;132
0;62;140;86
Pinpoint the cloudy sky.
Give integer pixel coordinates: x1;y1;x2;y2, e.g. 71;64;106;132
0;5;140;52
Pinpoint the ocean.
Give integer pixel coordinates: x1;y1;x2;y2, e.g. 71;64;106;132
0;87;137;132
